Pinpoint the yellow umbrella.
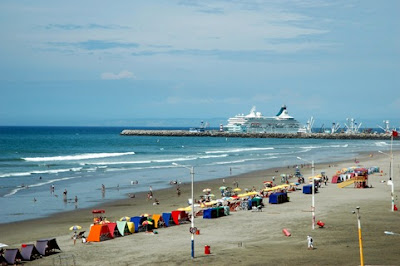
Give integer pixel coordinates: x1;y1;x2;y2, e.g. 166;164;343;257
69;225;82;231
204;200;218;206
233;188;241;192
120;216;130;221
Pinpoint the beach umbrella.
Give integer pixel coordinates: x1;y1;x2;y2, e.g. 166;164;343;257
233;188;241;192
69;225;82;231
208;194;215;197
0;243;8;248
142;220;153;225
141;213;150;217
120;216;130;221
219;186;227;190
203;188;211;192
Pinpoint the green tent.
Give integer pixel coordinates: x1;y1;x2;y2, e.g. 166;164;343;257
116;221;130;236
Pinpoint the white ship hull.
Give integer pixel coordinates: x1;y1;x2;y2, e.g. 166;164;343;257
224;105;302;133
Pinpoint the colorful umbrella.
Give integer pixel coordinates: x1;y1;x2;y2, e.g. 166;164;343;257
219;186;227;190
233;188;241;192
141;213;150;217
203;188;211;192
142;220;153;225
120;216;130;221
69;225;82;231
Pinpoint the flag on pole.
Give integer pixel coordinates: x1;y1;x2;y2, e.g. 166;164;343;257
393;131;398;137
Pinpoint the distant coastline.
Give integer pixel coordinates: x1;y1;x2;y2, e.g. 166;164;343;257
121;129;396;140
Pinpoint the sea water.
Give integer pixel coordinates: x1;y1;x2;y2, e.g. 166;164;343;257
0;126;397;223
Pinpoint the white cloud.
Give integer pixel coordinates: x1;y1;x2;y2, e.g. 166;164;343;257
101;70;135;80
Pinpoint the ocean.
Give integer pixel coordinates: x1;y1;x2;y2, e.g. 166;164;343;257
0;126;397;224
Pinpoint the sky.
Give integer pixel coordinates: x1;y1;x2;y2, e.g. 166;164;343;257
0;0;399;128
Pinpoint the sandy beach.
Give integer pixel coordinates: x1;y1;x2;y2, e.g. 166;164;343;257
1;151;400;265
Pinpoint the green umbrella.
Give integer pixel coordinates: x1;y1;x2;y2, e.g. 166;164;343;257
219;186;227;190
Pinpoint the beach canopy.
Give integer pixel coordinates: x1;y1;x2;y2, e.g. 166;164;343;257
269;192;288;204
106;222;118;238
130;216;147;232
21;244;40;261
162;213;172;227
152;214;162;228
116;221;130;236
36;238;61;256
4;249;23;265
127;222;135;233
86;224;113;242
171;210;189;225
69;225;82;231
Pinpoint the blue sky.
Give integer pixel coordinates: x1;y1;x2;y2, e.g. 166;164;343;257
0;0;399;128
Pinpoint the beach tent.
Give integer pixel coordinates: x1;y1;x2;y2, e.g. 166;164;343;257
116;221;130;236
251;197;263;207
152;214;162;228
303;185;313;194
21;244;41;261
126;222;135;233
36;238;61;256
303;184;318;194
171;210;189;225
162;213;174;227
106;222;119;238
223;206;230;216
203;208;214;219
4;249;23;265
130;216;147;232
331;175;340;184
86;224;113;242
269;192;288;204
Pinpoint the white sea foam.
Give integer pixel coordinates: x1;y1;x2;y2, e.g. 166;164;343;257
85;154;228;166
22;152;135;162
205;147;274;154
4;176;79;197
0;167;82;178
375;142;389;147
208;156;277;166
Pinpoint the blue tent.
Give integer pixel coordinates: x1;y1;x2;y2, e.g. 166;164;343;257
303;185;312;194
203;209;212;219
162;213;172;227
269;192;288;204
130;216;146;232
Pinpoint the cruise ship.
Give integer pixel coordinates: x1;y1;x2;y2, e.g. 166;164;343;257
224;105;302;133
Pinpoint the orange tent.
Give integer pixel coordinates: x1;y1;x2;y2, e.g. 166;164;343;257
152;214;161;228
87;224;113;242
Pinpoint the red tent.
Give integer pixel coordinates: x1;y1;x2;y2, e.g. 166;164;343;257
171;210;188;225
106;223;117;238
331;175;339;183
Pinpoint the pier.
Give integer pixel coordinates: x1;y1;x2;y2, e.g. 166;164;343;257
120;130;395;140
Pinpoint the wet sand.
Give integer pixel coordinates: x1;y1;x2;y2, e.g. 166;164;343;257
1;151;400;265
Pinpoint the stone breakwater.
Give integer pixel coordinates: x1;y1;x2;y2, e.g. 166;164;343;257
120;130;396;140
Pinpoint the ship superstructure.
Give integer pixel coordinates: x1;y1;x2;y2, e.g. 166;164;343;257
225;105;302;133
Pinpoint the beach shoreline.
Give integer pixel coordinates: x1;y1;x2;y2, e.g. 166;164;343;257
1;150;399;265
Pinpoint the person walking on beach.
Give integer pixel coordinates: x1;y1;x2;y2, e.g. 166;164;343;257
307;235;314;250
72;231;77;245
63;189;67;201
